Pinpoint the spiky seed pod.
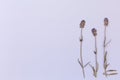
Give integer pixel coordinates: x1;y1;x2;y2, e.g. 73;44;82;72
104;18;109;26
92;28;97;36
80;20;85;28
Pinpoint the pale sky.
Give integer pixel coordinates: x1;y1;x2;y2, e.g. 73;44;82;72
0;0;120;80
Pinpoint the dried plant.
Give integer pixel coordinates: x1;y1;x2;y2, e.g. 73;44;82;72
89;28;99;78
103;18;118;76
78;20;90;78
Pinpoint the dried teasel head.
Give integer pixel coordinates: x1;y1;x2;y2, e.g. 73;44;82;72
92;28;97;36
80;20;85;28
104;18;109;26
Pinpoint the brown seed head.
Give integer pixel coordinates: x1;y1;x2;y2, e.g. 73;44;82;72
80;20;85;28
92;28;97;36
104;18;109;26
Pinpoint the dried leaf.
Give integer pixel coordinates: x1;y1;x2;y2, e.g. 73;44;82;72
92;67;96;76
104;51;108;70
105;63;109;69
105;40;111;46
108;73;118;75
78;59;83;68
89;64;96;76
84;62;90;68
107;70;117;72
104;51;107;63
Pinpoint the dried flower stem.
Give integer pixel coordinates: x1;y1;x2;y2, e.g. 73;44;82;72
89;28;98;78
103;18;117;76
78;20;90;78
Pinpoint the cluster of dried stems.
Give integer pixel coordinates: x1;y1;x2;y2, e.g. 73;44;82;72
103;18;118;76
78;18;117;78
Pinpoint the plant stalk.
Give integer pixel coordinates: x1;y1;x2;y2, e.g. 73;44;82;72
103;26;107;76
80;28;85;78
95;36;98;77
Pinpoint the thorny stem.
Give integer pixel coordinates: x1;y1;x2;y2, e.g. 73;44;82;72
80;28;85;78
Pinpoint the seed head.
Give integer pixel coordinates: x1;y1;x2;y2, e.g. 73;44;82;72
92;28;97;36
80;20;85;28
104;18;109;26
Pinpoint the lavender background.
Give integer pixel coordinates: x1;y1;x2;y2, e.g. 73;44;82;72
0;0;120;80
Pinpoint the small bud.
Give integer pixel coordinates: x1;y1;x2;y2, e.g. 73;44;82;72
92;28;97;36
104;18;109;26
80;20;85;28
